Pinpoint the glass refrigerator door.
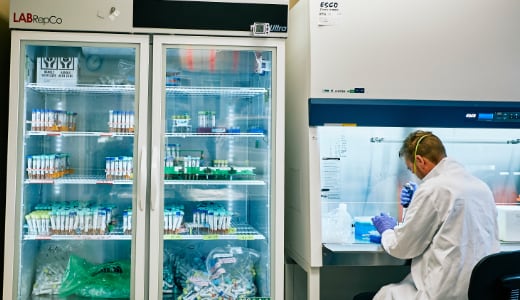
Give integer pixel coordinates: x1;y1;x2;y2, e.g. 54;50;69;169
150;36;280;300
5;31;149;299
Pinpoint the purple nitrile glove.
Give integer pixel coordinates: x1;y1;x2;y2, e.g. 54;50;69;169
400;181;417;208
371;213;397;235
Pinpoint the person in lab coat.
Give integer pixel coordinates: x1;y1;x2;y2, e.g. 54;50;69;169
370;130;500;300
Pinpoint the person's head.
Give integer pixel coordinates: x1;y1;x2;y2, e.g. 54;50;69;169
399;130;447;179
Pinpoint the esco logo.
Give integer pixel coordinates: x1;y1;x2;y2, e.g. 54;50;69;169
13;12;63;24
320;2;339;8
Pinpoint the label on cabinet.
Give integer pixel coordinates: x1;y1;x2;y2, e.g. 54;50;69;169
37;57;78;86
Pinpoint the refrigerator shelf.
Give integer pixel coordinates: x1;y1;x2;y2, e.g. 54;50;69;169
23;234;132;241
25;175;133;185
24;176;264;185
23;225;265;241
165;223;266;240
26;130;135;137
165;179;266;186
165;86;268;97
26;83;136;95
165;132;264;138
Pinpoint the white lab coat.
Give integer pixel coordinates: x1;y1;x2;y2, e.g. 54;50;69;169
374;158;500;300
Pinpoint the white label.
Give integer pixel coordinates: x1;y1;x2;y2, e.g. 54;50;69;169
37;57;78;86
318;1;342;26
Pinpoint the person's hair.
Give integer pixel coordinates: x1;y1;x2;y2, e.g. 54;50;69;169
398;130;447;164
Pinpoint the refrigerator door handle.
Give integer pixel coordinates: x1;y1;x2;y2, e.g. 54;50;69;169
139;146;147;212
150;145;160;211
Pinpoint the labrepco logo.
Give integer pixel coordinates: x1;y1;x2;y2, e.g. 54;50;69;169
13;12;63;25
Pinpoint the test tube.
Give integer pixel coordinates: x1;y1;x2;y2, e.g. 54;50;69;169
122;111;128;133
123;210;128;234
208;211;215;232
59;210;65;234
72;112;77;131
42;109;49;131
117;111;123;132
210;111;216;128
105;157;111;179
128;111;135;133
110;157;116;179
25;214;34;235
36;156;44;179
225;212;232;231
198;111;206;128
72;210;79;234
173;210;182;232
26;156;33;179
78;210;85;233
108;110;114;132
167;210;174;233
43;155;51;179
126;157;133;179
164;209;170;234
84;210;92;234
68;210;76;234
35;109;42;131
127;209;132;234
48;154;55;178
99;209;107;235
105;207;113;225
92;208;99;233
193;209;199;226
44;212;51;235
50;210;57;234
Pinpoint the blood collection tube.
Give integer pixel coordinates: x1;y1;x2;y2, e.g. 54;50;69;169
26;156;33;179
164;210;170;234
123;210;128;234
50;210;57;234
92;209;98;234
117;111;123;133
99;209;107;235
78;210;85;233
31;109;36;131
35;109;42;131
72;211;79;234
127;111;133;133
108;110;114;132
127;209;132;234
84;210;92;235
34;156;41;179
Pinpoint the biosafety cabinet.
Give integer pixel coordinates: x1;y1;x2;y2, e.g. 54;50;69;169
285;0;520;299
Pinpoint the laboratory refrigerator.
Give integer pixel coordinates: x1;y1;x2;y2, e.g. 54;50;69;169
4;30;285;300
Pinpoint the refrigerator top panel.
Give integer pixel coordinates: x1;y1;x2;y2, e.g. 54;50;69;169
9;0;289;37
309;99;520;129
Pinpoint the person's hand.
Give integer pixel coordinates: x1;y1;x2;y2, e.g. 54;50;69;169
400;181;417;208
371;213;397;234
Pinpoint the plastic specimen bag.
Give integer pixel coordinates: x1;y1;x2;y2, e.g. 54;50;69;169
58;255;131;298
